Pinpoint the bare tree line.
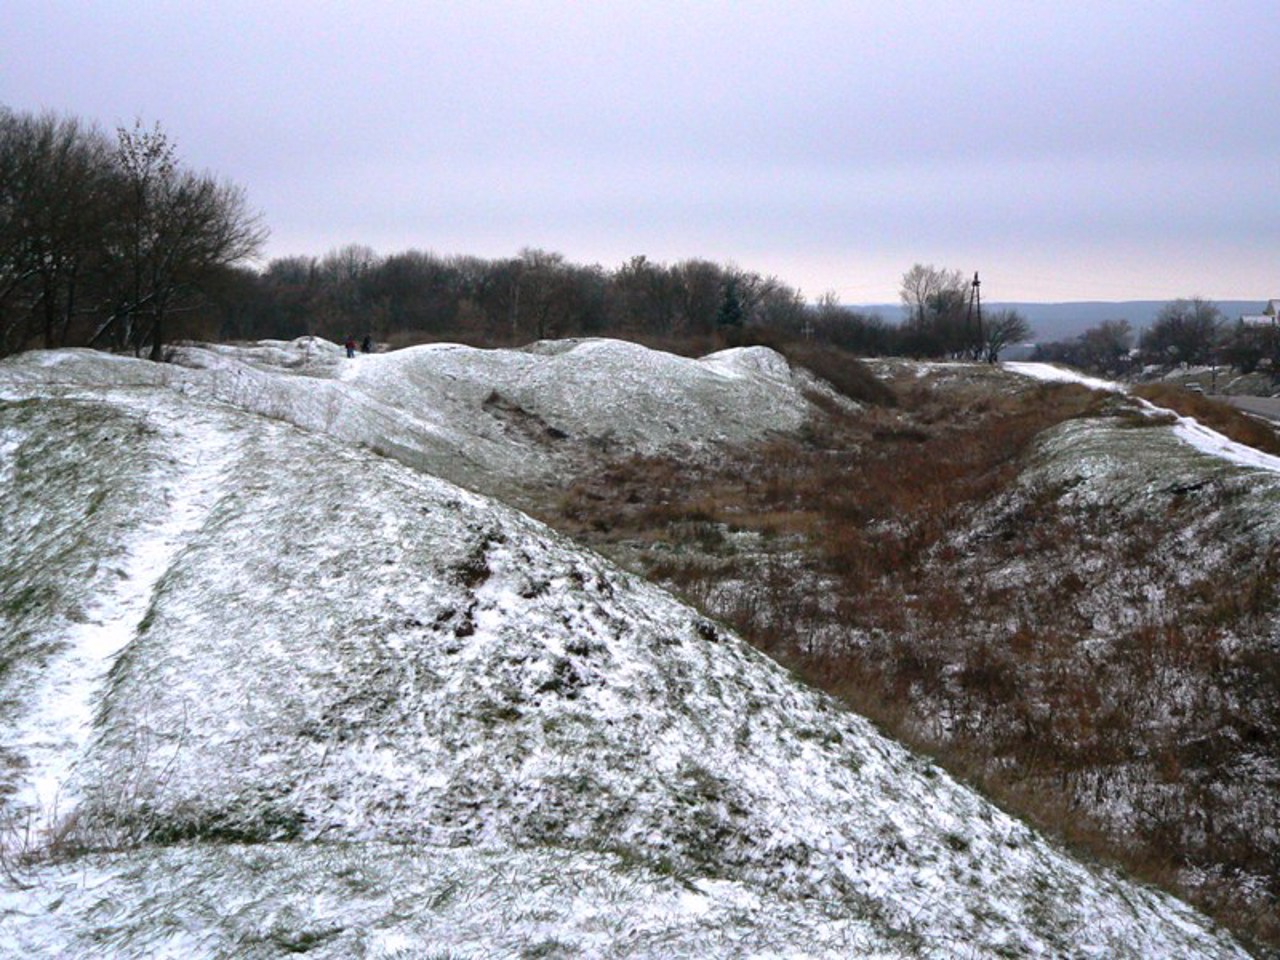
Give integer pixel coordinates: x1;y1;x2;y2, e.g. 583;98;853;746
0;107;267;359
236;246;820;348
4;105;1043;362
219;254;1033;359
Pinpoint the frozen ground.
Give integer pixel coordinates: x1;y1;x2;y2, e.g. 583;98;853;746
0;342;1252;957
0;338;832;503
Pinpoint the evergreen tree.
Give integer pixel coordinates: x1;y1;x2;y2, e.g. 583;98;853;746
716;277;744;329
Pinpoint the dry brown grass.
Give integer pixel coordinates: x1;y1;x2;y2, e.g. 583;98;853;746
779;342;898;407
542;365;1280;955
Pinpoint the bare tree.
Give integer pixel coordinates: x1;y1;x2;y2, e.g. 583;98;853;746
672;259;724;336
1219;317;1280;377
98;121;267;359
611;255;679;336
898;263;969;356
1079;319;1133;375
754;278;808;335
512;248;573;341
370;249;459;338
982;308;1031;362
1138;297;1223;367
0;110;115;353
899;263;965;328
1032;319;1134;376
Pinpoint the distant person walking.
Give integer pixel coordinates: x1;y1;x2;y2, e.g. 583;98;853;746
344;335;356;359
361;335;373;354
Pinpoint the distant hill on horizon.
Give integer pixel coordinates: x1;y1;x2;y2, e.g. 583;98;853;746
850;300;1268;342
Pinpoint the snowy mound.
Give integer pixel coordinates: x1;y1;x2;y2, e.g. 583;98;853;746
0;337;819;501
0;361;1247;956
340;338;811;453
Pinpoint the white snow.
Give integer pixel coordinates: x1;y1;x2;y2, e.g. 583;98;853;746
1005;360;1280;475
5;397;239;832
0;338;825;504
1002;361;1125;394
1166;410;1280;473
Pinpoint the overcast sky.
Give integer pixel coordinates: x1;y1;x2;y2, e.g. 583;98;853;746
4;1;1279;302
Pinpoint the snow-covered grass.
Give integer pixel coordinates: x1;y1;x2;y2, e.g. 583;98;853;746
1;842;904;959
3;396;240;834
1006;360;1280;474
0;338;824;506
0;342;1254;957
550;355;1280;952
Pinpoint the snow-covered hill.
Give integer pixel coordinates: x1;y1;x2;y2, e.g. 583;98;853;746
0;341;1249;957
0;338;830;504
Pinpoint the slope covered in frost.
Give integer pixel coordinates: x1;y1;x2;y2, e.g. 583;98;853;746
0;346;1249;957
1007;360;1280;474
0;337;824;502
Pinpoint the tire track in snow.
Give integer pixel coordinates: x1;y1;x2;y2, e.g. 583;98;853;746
5;397;241;834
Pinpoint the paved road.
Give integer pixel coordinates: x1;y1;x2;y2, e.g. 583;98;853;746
1224;395;1280;424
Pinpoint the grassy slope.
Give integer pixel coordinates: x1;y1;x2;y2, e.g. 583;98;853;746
0;356;1251;958
0;398;168;807
547;357;1280;953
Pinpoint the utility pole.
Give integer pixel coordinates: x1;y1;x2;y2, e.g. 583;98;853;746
965;271;983;360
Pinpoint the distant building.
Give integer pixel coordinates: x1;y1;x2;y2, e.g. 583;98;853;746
1241;300;1280;326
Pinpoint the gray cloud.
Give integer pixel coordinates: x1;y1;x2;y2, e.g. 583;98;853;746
4;1;1278;301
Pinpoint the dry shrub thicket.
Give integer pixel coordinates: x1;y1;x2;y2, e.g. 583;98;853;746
547;352;1280;955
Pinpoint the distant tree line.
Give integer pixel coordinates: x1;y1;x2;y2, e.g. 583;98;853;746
4;105;1045;363
1032;319;1137;376
216;255;1030;360
1033;296;1280;379
227;247;827;350
0;107;267;359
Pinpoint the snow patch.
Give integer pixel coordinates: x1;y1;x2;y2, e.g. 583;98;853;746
1002;361;1126;393
5;396;241;830
1005;360;1280;475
